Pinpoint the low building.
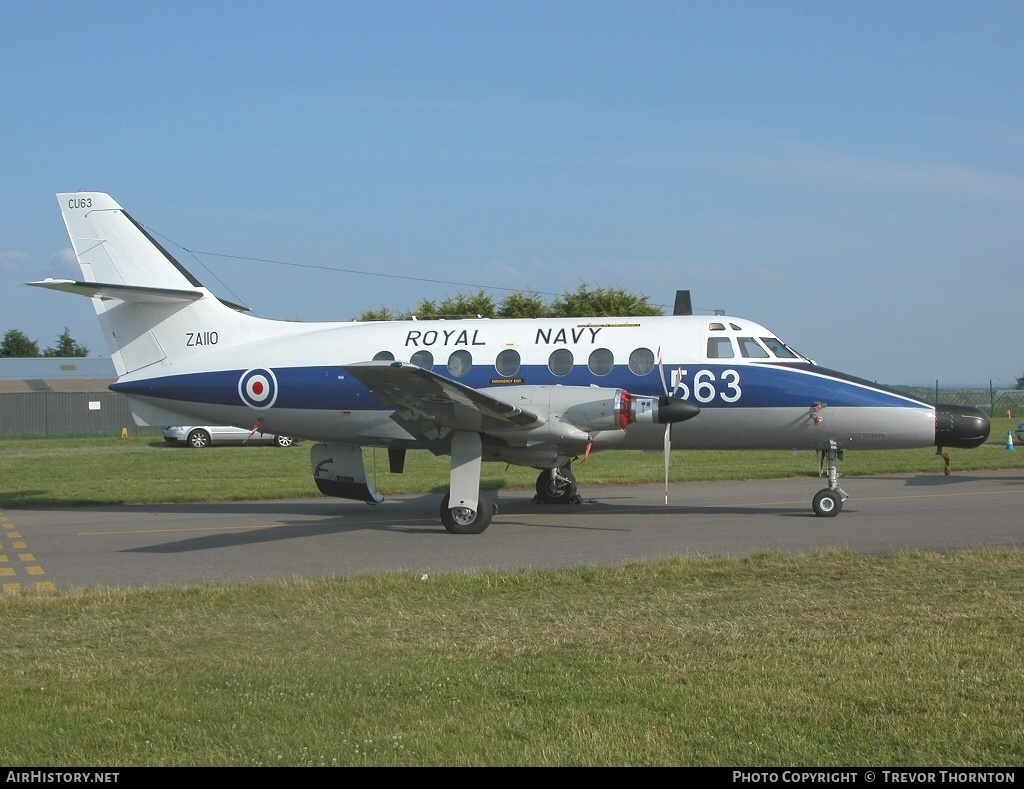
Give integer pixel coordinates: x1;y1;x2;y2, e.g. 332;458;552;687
0;358;154;437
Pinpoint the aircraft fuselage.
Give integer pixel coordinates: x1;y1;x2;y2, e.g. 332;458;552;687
110;314;939;454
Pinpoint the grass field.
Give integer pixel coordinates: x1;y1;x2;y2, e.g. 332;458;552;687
1;418;1021;507
1;427;1022;765
1;551;1022;766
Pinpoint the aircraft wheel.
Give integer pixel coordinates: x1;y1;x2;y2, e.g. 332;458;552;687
440;491;493;534
535;466;578;504
187;429;211;448
274;435;295;447
812;489;842;517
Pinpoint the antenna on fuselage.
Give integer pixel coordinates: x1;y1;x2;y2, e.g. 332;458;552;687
672;290;693;316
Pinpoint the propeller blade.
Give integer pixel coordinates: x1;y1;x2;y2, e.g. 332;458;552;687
672;366;683;397
656;351;683;505
664;423;671;506
656;346;669;396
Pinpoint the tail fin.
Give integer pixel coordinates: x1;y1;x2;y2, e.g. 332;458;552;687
30;192;244;376
57;192;204;292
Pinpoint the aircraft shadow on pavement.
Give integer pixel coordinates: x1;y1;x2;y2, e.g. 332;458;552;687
122;490;814;554
901;471;1024;487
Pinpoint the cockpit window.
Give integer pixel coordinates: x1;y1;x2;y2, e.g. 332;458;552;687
707;337;735;359
708;322;726;331
708;341;733;362
738;337;770;358
761;337;799;358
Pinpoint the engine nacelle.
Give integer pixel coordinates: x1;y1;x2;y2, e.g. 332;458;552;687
482;385;700;442
626;393;702;426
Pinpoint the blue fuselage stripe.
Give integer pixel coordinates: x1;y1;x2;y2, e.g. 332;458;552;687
110;363;931;412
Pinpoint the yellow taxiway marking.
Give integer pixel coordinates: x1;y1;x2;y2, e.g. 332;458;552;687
0;511;55;595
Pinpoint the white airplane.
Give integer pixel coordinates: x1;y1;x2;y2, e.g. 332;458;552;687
30;192;991;533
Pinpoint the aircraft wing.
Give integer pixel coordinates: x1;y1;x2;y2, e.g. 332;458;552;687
343;361;541;441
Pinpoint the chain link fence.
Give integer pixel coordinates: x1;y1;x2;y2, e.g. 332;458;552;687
893;386;1024;419
0;386;157;438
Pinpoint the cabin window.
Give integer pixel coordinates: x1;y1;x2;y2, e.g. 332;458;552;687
761;337;798;358
447;350;472;378
495;349;521;376
629;347;655;376
707;337;735;359
548;348;574;377
738;337;769;359
372;351;395;361
410;350;434;370
588;348;614;376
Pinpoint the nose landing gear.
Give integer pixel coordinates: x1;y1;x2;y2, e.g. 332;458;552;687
813;441;848;517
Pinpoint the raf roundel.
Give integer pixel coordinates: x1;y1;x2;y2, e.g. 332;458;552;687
238;368;279;409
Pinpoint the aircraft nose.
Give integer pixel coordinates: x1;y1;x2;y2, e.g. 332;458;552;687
935;404;991;449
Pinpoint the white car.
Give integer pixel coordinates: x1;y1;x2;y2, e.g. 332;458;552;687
162;425;296;448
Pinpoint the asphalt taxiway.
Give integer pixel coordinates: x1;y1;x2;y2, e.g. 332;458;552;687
2;469;1022;592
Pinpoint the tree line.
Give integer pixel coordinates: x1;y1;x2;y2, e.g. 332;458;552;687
5;284;1022;390
1;328;90;358
355;283;664;321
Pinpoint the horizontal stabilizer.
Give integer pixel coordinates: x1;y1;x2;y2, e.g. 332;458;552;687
26;278;251;312
27;278;203;304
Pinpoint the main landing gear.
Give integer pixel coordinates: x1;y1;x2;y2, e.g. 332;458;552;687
533;465;581;505
813;440;848;517
440;491;497;535
313;436;499;534
436;431;495;534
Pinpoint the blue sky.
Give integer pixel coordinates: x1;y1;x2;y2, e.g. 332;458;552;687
1;1;1020;385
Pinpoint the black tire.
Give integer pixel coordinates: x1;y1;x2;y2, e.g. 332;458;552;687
187;429;211;449
274;436;294;447
534;466;578;504
440;491;493;534
812;489;842;517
